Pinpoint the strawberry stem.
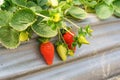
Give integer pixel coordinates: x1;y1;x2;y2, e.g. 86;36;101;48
59;30;69;50
35;13;50;19
63;27;74;36
60;31;65;43
58;28;62;42
64;18;80;29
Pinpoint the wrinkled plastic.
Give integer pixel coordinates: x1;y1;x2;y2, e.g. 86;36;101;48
0;14;120;80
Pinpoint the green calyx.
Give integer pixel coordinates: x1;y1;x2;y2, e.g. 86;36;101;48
38;37;50;43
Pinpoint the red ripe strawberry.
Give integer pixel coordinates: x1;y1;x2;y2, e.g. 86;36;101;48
63;32;74;44
40;41;54;65
63;32;76;52
68;44;76;51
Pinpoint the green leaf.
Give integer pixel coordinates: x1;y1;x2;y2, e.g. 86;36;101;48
26;1;42;14
11;0;27;7
0;11;12;27
103;0;115;5
26;1;37;7
113;0;120;10
80;0;97;8
30;6;42;13
32;23;58;38
0;0;13;10
88;1;97;7
73;0;81;5
114;11;120;17
37;0;47;7
113;0;120;17
8;6;18;13
10;9;36;31
95;3;114;19
0;27;20;49
68;6;87;19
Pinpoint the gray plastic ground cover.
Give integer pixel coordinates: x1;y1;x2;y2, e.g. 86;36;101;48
0;15;120;80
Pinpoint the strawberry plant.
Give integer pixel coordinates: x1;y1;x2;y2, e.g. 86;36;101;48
0;0;92;49
75;0;120;19
1;0;119;65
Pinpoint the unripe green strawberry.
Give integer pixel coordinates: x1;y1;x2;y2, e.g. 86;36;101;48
88;29;93;33
68;49;74;56
19;31;29;41
56;44;67;61
78;35;89;44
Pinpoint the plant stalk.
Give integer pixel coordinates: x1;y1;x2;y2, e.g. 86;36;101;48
64;18;80;29
63;27;74;36
35;13;49;19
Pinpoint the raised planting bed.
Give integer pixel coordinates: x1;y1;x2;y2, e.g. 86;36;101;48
0;16;120;80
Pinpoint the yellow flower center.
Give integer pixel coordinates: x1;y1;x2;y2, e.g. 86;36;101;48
53;13;61;22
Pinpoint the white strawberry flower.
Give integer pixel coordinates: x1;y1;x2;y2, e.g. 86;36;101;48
0;0;4;6
48;0;58;7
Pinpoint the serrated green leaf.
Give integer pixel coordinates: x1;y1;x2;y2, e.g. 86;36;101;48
80;0;97;8
0;0;13;10
30;6;42;13
95;3;114;19
0;11;12;27
8;6;18;12
113;0;120;10
37;0;47;7
32;23;58;38
73;0;81;5
26;1;37;7
113;0;120;17
11;0;27;7
26;1;42;14
103;0;115;5
10;9;36;31
68;6;87;19
0;27;20;49
114;11;120;17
